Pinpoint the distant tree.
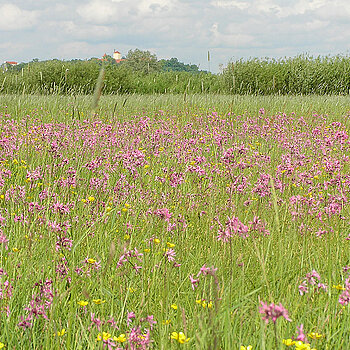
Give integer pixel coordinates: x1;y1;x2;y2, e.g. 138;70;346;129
159;58;201;73
123;49;161;74
100;54;117;65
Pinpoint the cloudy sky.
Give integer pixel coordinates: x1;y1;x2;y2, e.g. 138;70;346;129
1;0;350;72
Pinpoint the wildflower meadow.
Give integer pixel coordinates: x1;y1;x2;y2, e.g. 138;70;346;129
0;94;350;349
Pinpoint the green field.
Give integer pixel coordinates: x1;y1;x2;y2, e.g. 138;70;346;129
0;94;350;349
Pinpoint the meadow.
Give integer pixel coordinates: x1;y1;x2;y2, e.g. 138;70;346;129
0;94;350;349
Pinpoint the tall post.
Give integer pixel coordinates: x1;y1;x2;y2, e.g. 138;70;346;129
208;50;211;73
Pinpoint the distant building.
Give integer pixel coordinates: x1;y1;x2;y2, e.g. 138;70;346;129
99;50;126;64
2;61;18;72
100;53;109;62
113;50;126;63
113;50;122;60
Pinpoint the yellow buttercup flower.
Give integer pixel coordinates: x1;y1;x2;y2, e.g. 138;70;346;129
87;258;96;264
113;334;127;343
96;332;111;341
171;332;190;344
282;339;295;346
171;304;178;310
240;346;252;350
77;300;88;307
54;329;66;337
308;332;323;340
92;299;106;305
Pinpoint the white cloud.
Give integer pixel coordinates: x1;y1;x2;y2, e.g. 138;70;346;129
0;4;38;30
211;0;249;10
1;0;350;72
77;0;120;24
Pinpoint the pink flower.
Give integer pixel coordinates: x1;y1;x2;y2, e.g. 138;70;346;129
259;302;291;324
189;275;200;290
295;324;307;342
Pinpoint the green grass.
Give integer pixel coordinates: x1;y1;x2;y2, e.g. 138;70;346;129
1;94;350;121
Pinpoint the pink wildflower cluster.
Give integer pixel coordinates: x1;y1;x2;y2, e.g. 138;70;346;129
189;264;218;290
116;248;143;273
75;257;102;277
339;277;350;306
298;270;328;296
217;216;249;241
259;301;291;324
18;279;54;329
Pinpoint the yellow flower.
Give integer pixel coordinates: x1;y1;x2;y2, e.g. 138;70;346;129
88;196;95;202
332;284;345;291
144;248;150;253
154;238;160;244
282;339;295;346
87;258;96;264
113;334;127;343
12;248;20;252
166;242;175;248
0;343;5;349
308;332;323;340
124;203;130;208
77;300;88;307
171;304;178;310
54;329;66;337
124;234;130;240
162;319;171;325
96;332;111;341
92;299;106;305
294;341;315;350
240;346;252;350
171;332;190;344
81;199;87;203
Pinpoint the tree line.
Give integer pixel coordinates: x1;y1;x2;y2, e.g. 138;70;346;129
2;51;350;95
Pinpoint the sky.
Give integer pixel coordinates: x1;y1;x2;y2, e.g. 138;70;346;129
1;0;350;73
